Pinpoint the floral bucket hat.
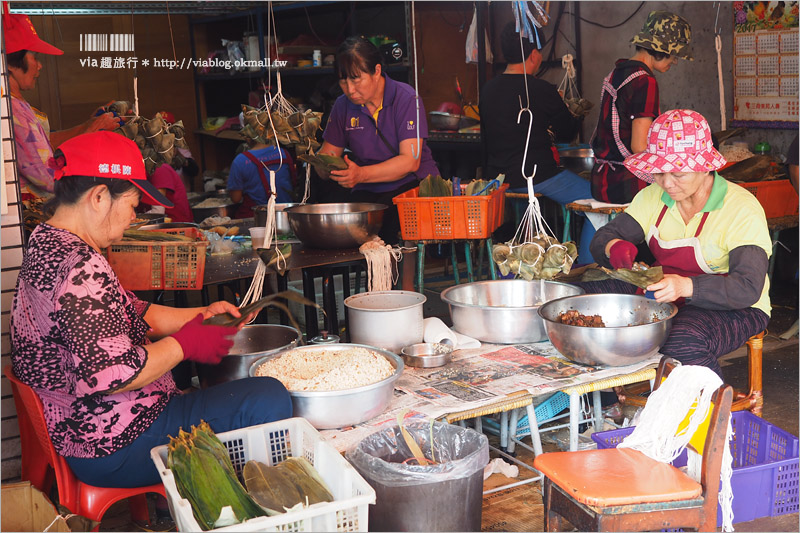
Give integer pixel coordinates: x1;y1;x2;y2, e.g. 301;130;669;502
624;109;727;182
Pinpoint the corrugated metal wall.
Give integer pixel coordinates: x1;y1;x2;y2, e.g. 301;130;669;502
1;47;27;482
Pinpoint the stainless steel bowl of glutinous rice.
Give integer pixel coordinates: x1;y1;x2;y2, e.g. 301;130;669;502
249;343;404;429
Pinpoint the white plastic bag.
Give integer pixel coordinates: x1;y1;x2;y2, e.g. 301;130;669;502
465;8;493;64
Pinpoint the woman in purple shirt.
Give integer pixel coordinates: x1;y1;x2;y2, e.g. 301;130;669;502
10;131;291;489
319;36;440;244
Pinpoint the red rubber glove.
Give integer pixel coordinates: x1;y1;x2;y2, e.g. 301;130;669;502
608;240;637;270
170;314;237;365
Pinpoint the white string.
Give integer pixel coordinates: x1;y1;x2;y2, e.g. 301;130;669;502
44;513;77;532
715;34;727;131
409;1;421;159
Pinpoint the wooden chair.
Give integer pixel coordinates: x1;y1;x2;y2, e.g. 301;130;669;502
4;366;165;531
533;357;734;532
617;331;764;415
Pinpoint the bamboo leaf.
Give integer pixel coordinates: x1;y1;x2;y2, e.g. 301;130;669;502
202;291;320;327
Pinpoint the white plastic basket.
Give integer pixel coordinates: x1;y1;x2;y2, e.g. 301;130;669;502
150;417;375;532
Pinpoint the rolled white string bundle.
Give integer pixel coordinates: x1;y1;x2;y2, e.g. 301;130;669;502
618;364;735;532
359;237;402;292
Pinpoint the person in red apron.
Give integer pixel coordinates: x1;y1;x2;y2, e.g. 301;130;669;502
590;11;692;204
582;109;772;377
228;137;296;219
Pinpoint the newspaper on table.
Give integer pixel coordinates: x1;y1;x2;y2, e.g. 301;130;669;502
321;341;661;452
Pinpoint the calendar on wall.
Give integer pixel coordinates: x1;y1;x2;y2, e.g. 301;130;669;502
732;1;799;128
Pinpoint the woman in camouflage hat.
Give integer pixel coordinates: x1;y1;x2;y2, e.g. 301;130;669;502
590;11;692;204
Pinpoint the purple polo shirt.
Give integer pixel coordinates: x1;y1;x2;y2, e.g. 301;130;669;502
323;75;440;194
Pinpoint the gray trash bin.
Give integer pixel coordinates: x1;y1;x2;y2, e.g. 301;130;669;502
346;420;489;532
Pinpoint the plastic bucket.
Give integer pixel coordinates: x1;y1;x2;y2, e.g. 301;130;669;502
347;421;489;532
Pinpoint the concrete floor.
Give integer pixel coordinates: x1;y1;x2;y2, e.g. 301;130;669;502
97;253;799;532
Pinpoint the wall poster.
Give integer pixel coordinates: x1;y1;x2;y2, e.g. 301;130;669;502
732;1;799;128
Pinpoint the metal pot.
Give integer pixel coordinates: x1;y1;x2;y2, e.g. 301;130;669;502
249;343;404;429
345;291;426;353
253;203;299;235
286;203;386;249
558;147;595;177
440;279;585;344
538;294;677;366
196;324;301;388
428;111;479;131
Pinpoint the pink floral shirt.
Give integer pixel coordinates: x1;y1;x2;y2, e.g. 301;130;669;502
10;224;179;458
11;96;56;197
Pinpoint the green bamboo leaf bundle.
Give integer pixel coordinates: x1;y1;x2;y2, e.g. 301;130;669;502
167;421;267;530
122;230;195;242
243;457;334;514
419;175;452;197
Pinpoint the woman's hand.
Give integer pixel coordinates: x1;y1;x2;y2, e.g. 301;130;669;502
202;301;257;328
329;155;363;188
646;274;693;302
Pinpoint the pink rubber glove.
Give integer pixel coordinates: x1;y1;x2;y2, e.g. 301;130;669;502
608;240;637;270
170;314;237;365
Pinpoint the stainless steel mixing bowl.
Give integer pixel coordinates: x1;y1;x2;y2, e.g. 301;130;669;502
196;324;301;388
253;203;299;235
558;147;595;177
249;343;404;429
538;294;678;366
286;203;386;249
190;200;240;224
440;279;585;344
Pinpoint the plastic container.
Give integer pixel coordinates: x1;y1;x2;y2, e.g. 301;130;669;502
313;49;322;66
393;183;508;240
346;421;489;532
590;411;799;525
740;179;799;218
249;227;266;249
483;391;571;438
150;417;375;532
105;227;208;291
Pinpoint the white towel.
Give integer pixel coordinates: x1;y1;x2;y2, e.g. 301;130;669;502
423;317;481;349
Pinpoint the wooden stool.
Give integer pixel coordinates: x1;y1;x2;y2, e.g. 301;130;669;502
411;239;496;294
617;331;765;416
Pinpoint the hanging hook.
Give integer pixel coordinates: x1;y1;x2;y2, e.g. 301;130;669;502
713;2;722;36
517;103;537;183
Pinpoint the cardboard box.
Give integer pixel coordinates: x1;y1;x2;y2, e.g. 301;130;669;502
1;481;71;532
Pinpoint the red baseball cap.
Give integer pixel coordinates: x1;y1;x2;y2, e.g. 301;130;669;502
52;131;173;207
2;3;63;55
158;111;176;124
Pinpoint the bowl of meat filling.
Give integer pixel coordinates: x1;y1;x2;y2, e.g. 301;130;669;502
538;294;678;366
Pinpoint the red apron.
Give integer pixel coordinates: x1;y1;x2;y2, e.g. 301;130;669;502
645;204;718;306
235;151;277;219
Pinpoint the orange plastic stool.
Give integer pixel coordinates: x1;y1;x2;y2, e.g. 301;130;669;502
4;366;165;531
617;331;765;416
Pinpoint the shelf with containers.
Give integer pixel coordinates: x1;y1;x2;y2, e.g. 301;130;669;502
188;1;413;178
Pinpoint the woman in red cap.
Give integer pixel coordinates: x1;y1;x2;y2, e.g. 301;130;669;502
3;5;120;199
583;109;772;377
9;131;292;488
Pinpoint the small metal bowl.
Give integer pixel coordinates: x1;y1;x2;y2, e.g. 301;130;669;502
401;343;453;368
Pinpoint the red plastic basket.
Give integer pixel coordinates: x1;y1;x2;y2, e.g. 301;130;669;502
591;411;799;525
393;183;508;240
106;227;208;291
740;179;799;219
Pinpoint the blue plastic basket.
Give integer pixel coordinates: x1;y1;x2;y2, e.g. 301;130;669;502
590;411;799;525
483;391;570;437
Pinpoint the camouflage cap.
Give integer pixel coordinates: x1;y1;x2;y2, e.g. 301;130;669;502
630;11;693;60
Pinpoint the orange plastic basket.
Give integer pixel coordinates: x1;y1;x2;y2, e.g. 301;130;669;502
393;183;508;240
106;227;208;291
740;179;799;219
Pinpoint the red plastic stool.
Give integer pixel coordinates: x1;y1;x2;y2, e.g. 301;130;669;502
4;366;165;530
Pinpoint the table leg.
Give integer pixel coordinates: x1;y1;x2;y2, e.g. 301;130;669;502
416;242;425;293
562;206;571;244
569;392;580;451
508;408;520;454
474;417;483;433
592;390;603;432
486;238;497;280
322;272;338;335
302;269;318;339
500;410;509;451
476;239;485;280
276;275;289;326
465;241;475;283
450;242;461;284
524;403;544;456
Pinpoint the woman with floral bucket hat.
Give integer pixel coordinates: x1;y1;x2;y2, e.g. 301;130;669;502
581;109;771;377
590;10;693;204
